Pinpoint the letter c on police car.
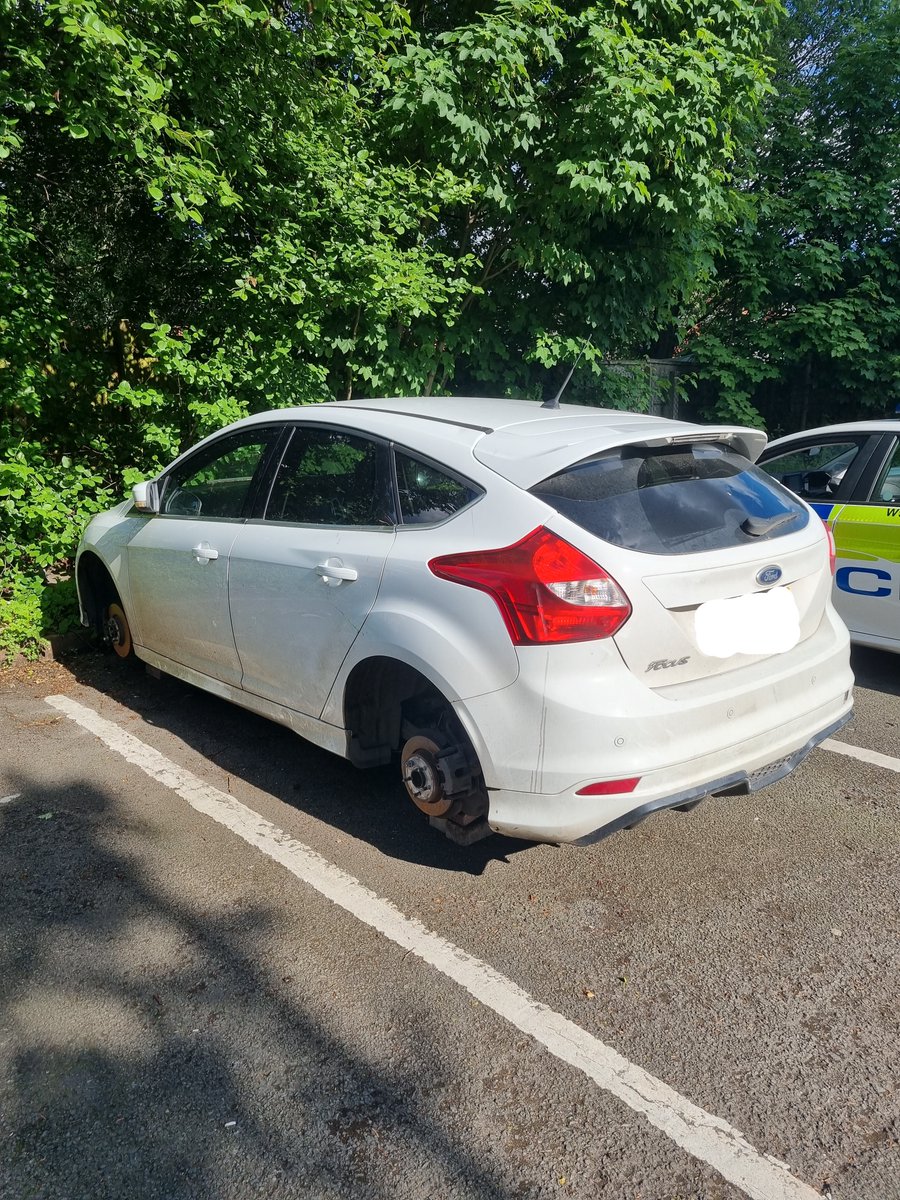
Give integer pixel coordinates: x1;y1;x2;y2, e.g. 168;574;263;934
835;565;892;598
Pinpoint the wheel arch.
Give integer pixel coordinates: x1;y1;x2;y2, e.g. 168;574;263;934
76;550;119;634
341;655;452;768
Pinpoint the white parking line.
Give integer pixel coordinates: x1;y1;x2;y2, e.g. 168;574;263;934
822;738;900;773
47;693;819;1200
0;793;22;806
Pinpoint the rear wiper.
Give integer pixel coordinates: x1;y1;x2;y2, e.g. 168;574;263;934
740;512;797;537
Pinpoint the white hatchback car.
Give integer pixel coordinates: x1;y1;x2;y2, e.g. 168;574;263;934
76;397;853;845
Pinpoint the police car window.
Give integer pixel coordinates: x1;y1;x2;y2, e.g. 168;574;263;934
162;430;278;518
531;442;808;556
758;440;860;501
395;453;481;525
875;442;900;504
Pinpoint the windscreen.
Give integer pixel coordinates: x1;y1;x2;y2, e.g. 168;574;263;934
530;442;809;555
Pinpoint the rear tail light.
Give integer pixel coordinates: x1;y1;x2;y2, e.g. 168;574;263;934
429;526;631;645
825;525;836;576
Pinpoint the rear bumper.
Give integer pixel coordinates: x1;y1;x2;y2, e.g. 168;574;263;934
572;709;850;845
483;701;852;844
456;606;854;844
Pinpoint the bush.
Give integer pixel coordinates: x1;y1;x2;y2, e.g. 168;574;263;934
0;444;116;658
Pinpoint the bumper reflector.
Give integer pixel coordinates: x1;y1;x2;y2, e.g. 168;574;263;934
576;777;641;796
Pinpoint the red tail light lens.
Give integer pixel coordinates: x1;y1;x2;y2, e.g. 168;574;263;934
429;526;631;645
825;525;836;576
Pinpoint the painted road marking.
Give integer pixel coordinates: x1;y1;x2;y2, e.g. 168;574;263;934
822;738;900;774
47;692;819;1200
0;793;22;806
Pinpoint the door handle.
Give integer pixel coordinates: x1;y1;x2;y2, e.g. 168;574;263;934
315;559;358;584
192;542;219;563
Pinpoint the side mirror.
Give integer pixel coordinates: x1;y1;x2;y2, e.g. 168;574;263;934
132;480;160;513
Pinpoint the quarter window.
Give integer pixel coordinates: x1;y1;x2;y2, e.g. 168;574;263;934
266;427;395;526
161;429;279;518
395;452;481;525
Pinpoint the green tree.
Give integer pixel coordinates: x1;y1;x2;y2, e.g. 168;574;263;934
377;0;779;394
1;0;778;654
685;0;900;432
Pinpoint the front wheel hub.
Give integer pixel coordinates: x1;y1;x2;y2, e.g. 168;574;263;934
105;601;132;659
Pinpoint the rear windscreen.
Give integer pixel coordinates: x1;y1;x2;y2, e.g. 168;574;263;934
530;442;809;555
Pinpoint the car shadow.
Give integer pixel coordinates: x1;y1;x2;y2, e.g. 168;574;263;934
850;644;900;698
0;773;541;1200
59;647;535;875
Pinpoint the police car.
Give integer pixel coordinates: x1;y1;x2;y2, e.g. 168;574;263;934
759;421;900;654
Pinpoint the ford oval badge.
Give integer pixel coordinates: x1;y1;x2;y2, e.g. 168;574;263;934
756;564;783;586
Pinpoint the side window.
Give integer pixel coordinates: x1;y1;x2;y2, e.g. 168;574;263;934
161;429;279;518
873;440;900;504
396;452;481;525
266;426;395;526
758;440;862;501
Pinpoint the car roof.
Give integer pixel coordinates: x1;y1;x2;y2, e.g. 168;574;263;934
764;420;900;450
234;397;768;488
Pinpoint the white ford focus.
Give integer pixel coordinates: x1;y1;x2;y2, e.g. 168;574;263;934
75;397;853;845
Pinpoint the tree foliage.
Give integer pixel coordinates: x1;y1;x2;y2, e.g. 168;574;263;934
0;0;778;654
685;0;900;432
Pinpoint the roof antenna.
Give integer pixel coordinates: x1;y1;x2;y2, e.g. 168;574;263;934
541;336;593;410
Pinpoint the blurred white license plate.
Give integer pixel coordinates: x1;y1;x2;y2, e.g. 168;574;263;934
694;586;800;658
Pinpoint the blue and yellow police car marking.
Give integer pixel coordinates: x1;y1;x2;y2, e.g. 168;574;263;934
831;504;900;600
809;502;836;522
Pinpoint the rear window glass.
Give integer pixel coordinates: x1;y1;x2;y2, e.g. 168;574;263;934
530;442;809;555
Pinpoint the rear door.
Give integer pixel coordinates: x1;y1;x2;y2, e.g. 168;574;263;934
227;424;397;716
530;439;830;687
829;436;900;648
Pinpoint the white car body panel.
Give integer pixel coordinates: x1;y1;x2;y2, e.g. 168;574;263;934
127;516;244;684
76;397;854;845
228;521;396;715
137;644;349;757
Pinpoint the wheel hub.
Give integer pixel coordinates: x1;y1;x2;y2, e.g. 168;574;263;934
404;752;439;803
106;615;124;645
105;601;132;659
400;735;453;816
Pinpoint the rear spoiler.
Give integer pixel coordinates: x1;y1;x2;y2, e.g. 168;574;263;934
474;424;769;488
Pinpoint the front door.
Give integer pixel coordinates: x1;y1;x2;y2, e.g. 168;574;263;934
831;438;900;649
127;426;283;684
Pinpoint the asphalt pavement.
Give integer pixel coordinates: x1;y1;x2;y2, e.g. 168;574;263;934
1;644;898;1200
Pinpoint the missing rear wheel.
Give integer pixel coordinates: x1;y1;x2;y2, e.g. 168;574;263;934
401;732;453;817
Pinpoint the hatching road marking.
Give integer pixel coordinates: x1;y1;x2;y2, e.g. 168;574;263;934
822;738;900;773
47;692;821;1200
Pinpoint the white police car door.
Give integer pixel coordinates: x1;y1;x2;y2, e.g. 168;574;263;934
830;438;900;651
